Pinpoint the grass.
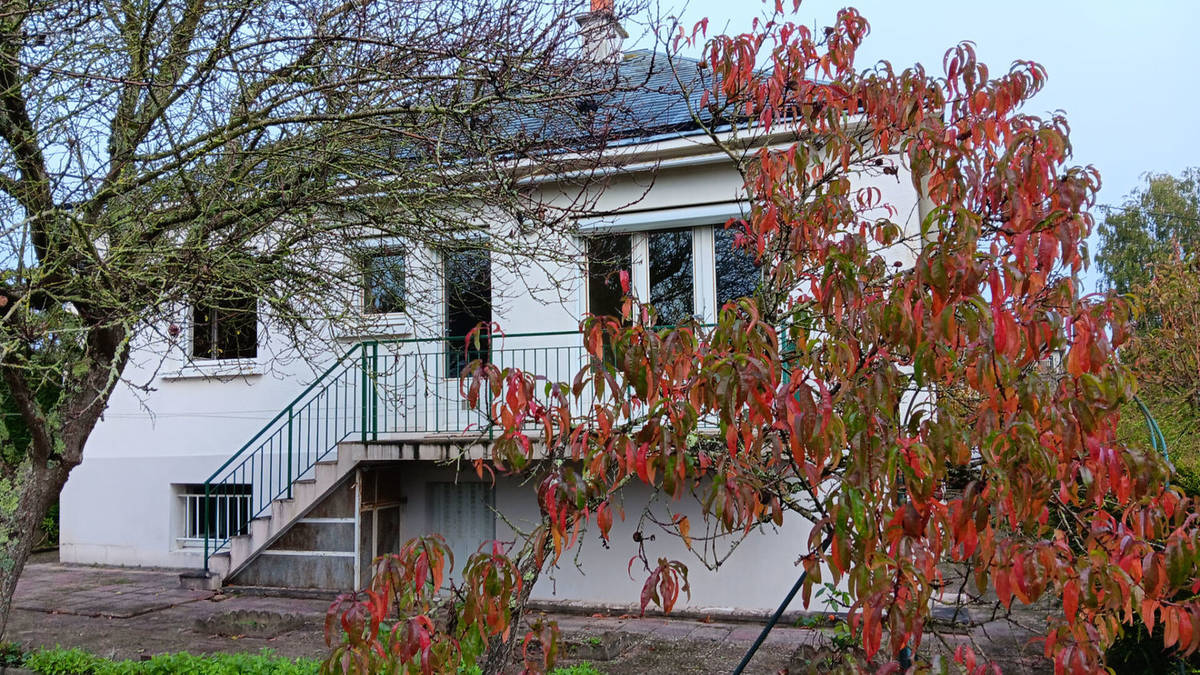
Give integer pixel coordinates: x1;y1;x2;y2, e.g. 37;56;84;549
21;648;319;675
1116;389;1200;494
551;664;605;675
17;646;606;675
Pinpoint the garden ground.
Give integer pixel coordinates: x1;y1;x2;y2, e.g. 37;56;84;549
4;552;1051;673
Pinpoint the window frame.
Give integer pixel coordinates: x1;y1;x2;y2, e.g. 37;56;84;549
361;245;408;316
189;294;259;362
442;243;492;378
585;233;633;320
174;483;251;549
578;204;750;325
712;223;763;311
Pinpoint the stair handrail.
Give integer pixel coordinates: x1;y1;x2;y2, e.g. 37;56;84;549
203;341;368;569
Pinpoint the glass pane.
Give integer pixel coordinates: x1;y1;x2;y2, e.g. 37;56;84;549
217;296;258;360
649;228;693;326
587;234;631;319
445;246;491;376
193;293;257;360
715;225;761;308
364;251;406;315
191;305;214;359
359;510;374;588
376;505;402;557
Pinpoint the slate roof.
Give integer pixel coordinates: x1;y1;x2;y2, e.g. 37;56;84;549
501;48;719;152
602;48;716;140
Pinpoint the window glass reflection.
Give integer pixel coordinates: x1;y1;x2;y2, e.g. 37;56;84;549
715;225;761;308
649;228;693;326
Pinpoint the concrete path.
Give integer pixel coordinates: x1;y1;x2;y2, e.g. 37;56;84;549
4;558;1050;673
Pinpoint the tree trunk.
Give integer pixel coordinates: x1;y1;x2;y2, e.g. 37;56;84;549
0;460;71;638
480;531;553;675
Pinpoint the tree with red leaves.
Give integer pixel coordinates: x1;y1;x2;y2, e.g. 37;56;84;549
328;3;1200;673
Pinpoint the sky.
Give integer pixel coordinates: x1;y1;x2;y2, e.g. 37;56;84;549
629;0;1200;292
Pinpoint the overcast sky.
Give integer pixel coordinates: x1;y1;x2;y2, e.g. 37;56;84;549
629;1;1199;291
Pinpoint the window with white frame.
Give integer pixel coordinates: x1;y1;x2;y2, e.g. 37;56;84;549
175;483;251;547
713;224;761;309
586;234;631;320
648;228;695;326
191;293;258;360
586;223;760;323
362;247;407;315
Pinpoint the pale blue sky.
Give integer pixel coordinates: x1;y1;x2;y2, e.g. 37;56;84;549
629;1;1200;291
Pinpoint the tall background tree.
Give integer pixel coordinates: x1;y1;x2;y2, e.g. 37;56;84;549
1097;170;1200;492
1096;168;1200;296
0;0;650;637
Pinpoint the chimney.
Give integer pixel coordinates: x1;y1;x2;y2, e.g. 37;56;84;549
576;0;628;64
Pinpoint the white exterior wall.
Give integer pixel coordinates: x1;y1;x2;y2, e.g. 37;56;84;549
61;135;922;612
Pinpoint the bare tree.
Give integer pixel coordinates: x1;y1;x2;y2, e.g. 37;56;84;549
0;0;650;634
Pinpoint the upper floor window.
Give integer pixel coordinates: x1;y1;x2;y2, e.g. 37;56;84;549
363;248;407;315
191;293;258;360
584;220;760;325
444;245;491;376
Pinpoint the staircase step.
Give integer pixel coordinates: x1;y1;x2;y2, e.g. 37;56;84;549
216;440;363;589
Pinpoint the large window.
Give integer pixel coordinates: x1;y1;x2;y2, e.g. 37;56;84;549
648;228;694;326
585;218;756;326
363;248;406;315
714;225;761;308
444;245;491;376
587;234;631;319
191;294;257;360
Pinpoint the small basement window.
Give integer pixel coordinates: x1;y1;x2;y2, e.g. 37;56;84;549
176;483;251;547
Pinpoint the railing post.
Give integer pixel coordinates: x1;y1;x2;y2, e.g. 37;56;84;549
371;341;379;441
360;344;369;444
286;405;294;499
202;481;210;573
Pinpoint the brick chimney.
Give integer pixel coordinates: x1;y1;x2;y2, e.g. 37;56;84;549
576;0;627;64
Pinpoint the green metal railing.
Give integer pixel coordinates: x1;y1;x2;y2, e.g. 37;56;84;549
201;330;587;571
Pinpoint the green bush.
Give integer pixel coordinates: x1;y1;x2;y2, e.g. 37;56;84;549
550;664;605;675
23;648;319;675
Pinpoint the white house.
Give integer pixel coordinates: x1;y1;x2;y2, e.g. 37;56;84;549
60;3;925;616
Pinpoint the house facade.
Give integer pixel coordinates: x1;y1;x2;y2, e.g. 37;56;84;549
59;8;926;616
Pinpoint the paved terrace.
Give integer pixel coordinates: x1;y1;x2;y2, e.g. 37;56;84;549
6;555;1050;673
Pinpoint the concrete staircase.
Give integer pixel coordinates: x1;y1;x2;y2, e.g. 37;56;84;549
184;437;492;591
208;442;395;587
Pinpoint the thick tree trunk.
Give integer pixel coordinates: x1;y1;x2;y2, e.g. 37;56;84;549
0;327;126;638
0;461;71;638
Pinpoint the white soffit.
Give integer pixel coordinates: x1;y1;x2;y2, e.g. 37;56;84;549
578;201;749;234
